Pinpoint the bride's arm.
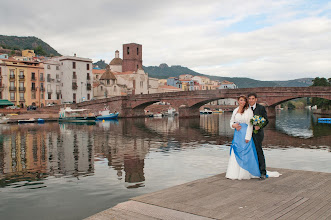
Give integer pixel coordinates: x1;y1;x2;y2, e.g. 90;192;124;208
245;109;253;141
230;107;238;129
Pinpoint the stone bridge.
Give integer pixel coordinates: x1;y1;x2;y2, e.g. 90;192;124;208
73;87;331;118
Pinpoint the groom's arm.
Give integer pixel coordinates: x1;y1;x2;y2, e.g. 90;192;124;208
260;105;269;129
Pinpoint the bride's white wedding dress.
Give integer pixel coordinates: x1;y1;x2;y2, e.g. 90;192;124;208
226;107;280;180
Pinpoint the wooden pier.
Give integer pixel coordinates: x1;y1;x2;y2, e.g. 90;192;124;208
87;168;331;220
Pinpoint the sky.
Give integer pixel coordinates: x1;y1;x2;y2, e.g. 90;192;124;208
1;0;331;81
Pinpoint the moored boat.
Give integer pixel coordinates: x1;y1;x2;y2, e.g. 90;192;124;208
200;109;213;114
96;110;119;120
59;107;96;123
18;118;36;124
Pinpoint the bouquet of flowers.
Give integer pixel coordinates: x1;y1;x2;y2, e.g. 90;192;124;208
250;115;266;134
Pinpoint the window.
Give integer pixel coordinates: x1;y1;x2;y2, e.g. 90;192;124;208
73;62;76;69
73;72;77;79
137;47;139;55
47;65;51;69
32;82;36;90
40;73;44;81
87;73;90;80
87;64;90;70
57;94;60;100
73;93;76;102
31;72;35;80
101;86;103;91
87;94;90;100
10;69;15;78
32;92;36;99
96;75;99;79
127;47;130;55
107;80;110;85
10;81;15;88
10;92;15;100
56;74;59;79
20;93;24;100
40;93;44;99
48;93;51;99
19;82;24;89
137;65;138;69
40;83;44;91
19;70;24;76
56;66;59;70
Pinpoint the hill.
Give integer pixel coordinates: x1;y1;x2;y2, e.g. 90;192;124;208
0;35;61;57
143;64;313;88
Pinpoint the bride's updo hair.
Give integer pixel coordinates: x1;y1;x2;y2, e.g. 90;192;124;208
237;95;248;113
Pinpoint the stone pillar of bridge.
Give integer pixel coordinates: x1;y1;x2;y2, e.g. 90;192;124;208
266;106;276;118
178;106;200;118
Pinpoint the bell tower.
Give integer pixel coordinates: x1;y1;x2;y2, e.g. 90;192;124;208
122;43;142;72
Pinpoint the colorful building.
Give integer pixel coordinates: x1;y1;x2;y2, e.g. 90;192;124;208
0;58;45;107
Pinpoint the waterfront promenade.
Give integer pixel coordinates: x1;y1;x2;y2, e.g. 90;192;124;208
87;168;331;220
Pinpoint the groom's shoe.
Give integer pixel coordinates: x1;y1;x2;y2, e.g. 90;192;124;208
259;174;266;180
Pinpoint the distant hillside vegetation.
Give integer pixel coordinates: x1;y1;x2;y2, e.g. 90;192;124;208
143;64;313;88
93;60;108;69
0;35;61;57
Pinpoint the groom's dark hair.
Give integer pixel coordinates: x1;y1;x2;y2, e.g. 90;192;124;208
248;92;257;98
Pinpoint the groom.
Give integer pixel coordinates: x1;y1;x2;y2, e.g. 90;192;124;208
248;93;269;180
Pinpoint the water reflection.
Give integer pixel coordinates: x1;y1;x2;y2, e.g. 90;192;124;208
1;110;330;190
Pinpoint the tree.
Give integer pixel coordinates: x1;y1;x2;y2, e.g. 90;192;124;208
310;77;331;109
33;45;47;56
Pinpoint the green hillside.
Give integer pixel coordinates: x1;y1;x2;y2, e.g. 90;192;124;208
143;64;313;88
0;35;61;56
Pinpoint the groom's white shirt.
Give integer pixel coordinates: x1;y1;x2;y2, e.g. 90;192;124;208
250;103;257;110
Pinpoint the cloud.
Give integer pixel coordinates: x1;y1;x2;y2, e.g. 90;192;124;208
0;0;330;80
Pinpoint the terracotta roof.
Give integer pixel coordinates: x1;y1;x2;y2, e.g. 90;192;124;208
93;82;100;88
221;80;234;84
179;79;192;81
109;58;122;65
92;69;105;74
100;65;116;80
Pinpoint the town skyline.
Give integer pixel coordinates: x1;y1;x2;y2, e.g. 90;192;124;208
1;0;330;81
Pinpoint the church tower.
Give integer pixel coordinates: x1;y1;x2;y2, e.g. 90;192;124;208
122;43;142;72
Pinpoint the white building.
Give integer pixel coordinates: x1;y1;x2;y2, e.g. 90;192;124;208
148;77;159;94
219;80;237;89
59;56;93;103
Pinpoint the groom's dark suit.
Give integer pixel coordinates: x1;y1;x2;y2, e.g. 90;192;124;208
252;103;269;176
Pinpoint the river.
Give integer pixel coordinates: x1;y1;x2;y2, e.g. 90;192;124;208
0;109;330;220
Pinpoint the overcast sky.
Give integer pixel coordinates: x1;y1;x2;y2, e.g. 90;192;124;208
1;0;330;80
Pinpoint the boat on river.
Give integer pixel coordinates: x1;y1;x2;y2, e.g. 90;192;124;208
59;107;96;123
200;109;213;114
96;109;119;120
0;116;9;124
18;118;36;123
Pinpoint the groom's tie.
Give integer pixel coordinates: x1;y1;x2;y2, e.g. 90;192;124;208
251;106;254;111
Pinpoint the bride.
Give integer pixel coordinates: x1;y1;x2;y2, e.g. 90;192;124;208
226;95;261;180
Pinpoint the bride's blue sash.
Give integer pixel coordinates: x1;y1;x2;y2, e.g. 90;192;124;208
230;123;261;177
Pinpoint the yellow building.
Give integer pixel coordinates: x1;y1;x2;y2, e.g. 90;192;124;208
0;59;45;107
22;49;36;58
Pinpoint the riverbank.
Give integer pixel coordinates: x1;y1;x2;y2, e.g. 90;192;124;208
87;168;331;220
